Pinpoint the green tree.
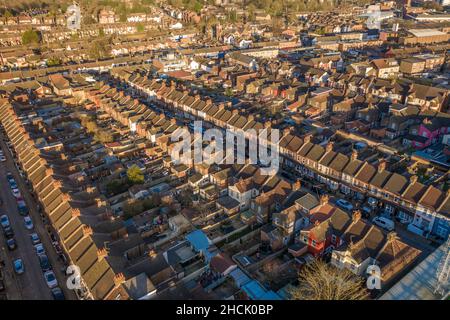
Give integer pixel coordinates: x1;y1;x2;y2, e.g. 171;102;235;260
123;199;144;219
127;165;145;185
136;23;145;33
22;29;41;45
83;15;97;25
193;1;203;14
47;57;62;67
3;10;12;24
106;179;128;195
89;38;111;61
94;130;113;143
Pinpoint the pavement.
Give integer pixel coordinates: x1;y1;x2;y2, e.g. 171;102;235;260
0;131;76;300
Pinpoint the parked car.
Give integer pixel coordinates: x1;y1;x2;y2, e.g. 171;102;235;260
6;238;17;251
44;271;58;289
367;197;378;207
8;180;17;189
30;233;41;245
39;254;51;272
0;156;5;162
13;259;24;275
0;270;5;292
6;172;13;180
372;216;395;231
24;216;33;230
3;226;14;239
35;243;45;256
12;188;21;198
336;199;354;211
17;199;29;216
51;287;65;300
361;206;373;218
0;215;10;228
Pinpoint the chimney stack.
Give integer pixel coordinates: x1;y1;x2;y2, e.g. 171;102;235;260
320;194;329;205
46;168;54;176
71;208;81;218
352;210;362;222
387;231;397;243
97;247;108;261
410;175;418;184
304;134;312;143
378;160;387;172
114;273;126;287
283;126;292;136
82;225;93;237
351;150;358;161
62;193;72;202
326;142;334;153
292;180;301;191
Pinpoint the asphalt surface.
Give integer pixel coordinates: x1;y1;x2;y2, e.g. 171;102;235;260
0;150;52;299
0;132;76;300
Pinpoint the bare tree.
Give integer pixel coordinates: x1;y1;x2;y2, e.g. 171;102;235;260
289;260;368;300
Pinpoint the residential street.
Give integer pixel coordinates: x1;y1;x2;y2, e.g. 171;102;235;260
0;132;75;300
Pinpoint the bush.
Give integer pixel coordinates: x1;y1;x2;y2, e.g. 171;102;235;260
106;179;129;196
127;165;144;185
22;29;41;45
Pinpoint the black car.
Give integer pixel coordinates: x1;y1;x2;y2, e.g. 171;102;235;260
3;226;14;239
0;269;5;292
51;287;65;300
38;254;51;272
6;238;17;251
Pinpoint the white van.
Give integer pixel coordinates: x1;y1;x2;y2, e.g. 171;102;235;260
372;216;395;231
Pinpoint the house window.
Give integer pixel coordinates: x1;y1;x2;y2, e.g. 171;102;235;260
331;234;337;244
311;240;317;247
302;235;308;243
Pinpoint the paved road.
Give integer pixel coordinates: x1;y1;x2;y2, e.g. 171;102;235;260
0;153;52;299
0;131;76;300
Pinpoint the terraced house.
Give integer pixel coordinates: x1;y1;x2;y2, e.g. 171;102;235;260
119;73;450;242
